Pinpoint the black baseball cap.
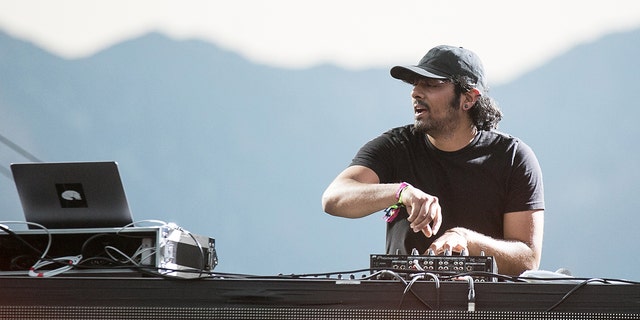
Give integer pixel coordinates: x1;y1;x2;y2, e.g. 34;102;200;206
390;45;487;94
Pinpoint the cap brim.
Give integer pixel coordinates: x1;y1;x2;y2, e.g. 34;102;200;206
390;65;448;82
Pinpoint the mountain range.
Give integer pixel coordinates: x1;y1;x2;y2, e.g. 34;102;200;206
0;28;638;280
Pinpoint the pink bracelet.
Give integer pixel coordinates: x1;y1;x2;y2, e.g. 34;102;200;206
383;182;411;223
396;182;410;203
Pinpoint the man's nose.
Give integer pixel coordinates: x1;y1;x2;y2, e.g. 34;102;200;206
411;85;424;100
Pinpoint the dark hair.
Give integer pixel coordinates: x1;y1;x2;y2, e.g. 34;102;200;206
452;76;502;130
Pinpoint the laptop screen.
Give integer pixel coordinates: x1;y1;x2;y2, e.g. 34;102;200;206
10;161;134;229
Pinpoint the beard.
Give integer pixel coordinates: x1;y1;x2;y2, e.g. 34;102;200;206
414;95;462;136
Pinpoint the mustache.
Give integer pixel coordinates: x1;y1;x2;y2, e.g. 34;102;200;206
414;99;430;110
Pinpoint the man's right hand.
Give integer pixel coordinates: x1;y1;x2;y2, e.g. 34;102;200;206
401;185;442;237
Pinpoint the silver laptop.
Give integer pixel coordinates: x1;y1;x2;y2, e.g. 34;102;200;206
10;161;134;229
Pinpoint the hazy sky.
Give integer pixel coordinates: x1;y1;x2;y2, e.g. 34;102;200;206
0;0;639;84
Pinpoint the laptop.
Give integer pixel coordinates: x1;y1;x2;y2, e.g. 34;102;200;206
10;161;134;229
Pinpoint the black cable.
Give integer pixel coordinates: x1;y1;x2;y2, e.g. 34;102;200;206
0;225;45;256
0;224;77;271
516;275;640;285
545;278;609;312
436;271;520;282
269;268;374;279
398;272;440;310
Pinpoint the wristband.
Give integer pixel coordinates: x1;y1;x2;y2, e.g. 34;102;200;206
396;182;411;205
383;182;411;223
383;205;401;223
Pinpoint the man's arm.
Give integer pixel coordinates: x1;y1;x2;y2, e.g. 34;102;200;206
322;165;393;218
429;209;544;276
322;165;442;237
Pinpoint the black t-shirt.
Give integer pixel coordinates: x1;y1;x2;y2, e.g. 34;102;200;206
350;125;545;254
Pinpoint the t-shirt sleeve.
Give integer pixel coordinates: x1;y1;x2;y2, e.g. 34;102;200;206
506;140;545;212
349;132;400;183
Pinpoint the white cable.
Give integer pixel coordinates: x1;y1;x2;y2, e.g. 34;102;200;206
461;275;476;311
404;272;440;294
132;245;156;265
378;270;408;285
117;219;169;234
104;245;139;266
29;255;82;278
411;259;425;271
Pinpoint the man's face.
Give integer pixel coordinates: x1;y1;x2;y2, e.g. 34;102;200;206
411;78;462;136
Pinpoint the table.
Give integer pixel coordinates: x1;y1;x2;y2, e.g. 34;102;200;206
0;273;638;319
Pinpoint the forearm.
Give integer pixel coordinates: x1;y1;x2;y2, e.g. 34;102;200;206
322;180;399;218
453;227;541;276
323;166;443;237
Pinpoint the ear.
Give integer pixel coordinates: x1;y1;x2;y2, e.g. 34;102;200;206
462;88;482;110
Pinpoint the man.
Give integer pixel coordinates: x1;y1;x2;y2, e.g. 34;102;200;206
321;45;544;276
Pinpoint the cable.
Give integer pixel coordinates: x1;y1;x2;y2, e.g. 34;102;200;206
0;221;52;261
0;221;85;278
401;259;441;309
371;269;436;310
159;222;207;273
545;278;609;312
270;268;374;280
115;220;211;278
118;219;171;230
28;255;82;278
131;244;156;266
436;270;518;282
461;276;476;311
104;245;140;266
174;225;207;276
403;272;440;310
